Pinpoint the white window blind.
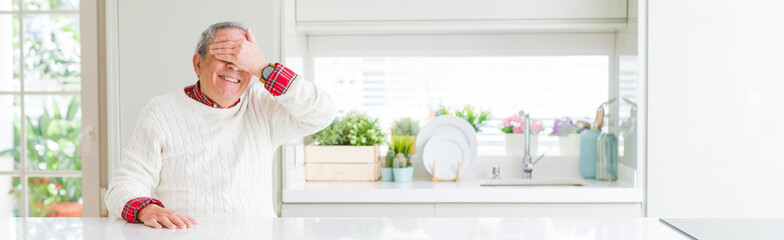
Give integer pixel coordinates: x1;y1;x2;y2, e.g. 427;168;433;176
308;33;624;156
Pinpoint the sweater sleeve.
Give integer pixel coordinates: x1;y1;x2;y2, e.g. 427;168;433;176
266;75;336;147
104;104;165;220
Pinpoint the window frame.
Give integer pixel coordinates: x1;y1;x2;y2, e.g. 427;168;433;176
0;0;101;217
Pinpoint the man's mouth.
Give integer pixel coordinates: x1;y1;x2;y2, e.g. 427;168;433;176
219;75;240;83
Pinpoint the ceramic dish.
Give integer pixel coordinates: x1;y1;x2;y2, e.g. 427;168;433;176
415;115;478;163
421;131;470;179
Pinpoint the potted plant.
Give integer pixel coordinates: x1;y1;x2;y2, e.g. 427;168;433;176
306;112;386;181
437;105;492;132
550;117;583;156
382;118;420;182
500;114;544;156
390;117;420;136
389;135;415;182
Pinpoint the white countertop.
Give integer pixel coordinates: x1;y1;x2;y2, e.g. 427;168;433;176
661;218;784;240
283;154;644;203
284;178;643;203
0;217;689;240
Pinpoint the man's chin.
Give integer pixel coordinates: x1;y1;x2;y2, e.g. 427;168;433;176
218;89;246;101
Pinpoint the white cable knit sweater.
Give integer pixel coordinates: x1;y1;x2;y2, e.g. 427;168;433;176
105;78;334;219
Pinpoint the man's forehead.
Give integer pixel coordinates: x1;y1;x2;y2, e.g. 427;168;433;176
215;28;245;39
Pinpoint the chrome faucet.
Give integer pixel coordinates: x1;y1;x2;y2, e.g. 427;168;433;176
520;110;534;179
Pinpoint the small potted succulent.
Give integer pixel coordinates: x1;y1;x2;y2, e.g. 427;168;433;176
500;114;544;156
550;117;583;156
306;112;386;181
383;118;420;182
389;135;415;182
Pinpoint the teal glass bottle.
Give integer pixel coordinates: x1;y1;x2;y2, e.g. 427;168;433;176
579;129;601;179
596;114;618;181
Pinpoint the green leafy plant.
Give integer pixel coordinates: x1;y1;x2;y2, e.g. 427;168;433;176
311;118;345;146
391;118;420;136
1;97;83;217
389;135;415;168
344;112;385;146
391;135;415;157
438;105;492;132
312;112;386;146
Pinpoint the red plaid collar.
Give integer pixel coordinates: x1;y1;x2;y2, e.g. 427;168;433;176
184;80;240;108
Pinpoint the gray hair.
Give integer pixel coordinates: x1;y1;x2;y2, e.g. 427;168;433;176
195;21;246;59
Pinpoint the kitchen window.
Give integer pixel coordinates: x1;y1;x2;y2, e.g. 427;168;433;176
307;33;636;156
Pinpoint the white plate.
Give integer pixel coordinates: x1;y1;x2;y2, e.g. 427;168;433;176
422;132;470;179
416;115;478;165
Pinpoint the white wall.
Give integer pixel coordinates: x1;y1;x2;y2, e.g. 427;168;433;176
648;0;784;217
117;0;279;148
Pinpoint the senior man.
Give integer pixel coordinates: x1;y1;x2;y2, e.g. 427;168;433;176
105;22;334;229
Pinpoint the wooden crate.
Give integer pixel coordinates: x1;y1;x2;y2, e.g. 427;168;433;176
305;160;382;181
304;145;379;163
304;145;381;181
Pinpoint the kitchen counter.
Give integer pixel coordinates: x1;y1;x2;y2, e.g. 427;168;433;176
0;217;689;240
284;178;643;203
283;151;643;204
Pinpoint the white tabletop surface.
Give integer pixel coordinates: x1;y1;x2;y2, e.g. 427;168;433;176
0;217;689;240
661;218;784;240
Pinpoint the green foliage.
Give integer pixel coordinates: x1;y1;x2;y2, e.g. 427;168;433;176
344;112;385;146
311;118;345;145
390;135;415;157
391;118;420;136
2;97;82;217
23;15;81;87
388;135;415;168
312;112;386;146
438;105;492;132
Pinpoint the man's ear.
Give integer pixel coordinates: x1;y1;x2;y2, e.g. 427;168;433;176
192;53;201;76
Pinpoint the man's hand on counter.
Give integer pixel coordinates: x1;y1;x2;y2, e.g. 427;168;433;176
137;204;198;229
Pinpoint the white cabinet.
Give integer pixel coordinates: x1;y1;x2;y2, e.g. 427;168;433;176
435;203;642;217
295;0;628;33
297;0;626;22
281;203;642;217
282;204;435;217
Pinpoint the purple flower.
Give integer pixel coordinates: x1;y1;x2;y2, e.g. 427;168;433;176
551;117;579;137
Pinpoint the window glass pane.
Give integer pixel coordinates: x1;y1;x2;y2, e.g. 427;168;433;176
0;0;19;11
0;95;21;171
0;176;22;217
23;14;80;92
618;56;639;167
314;56;609;155
0;15;21;91
24;95;80;171
28;177;81;217
24;0;78;10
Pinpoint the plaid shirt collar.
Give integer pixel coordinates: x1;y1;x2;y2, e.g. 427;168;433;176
184;80;240;108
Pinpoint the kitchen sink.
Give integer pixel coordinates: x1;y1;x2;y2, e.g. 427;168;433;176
479;179;588;187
